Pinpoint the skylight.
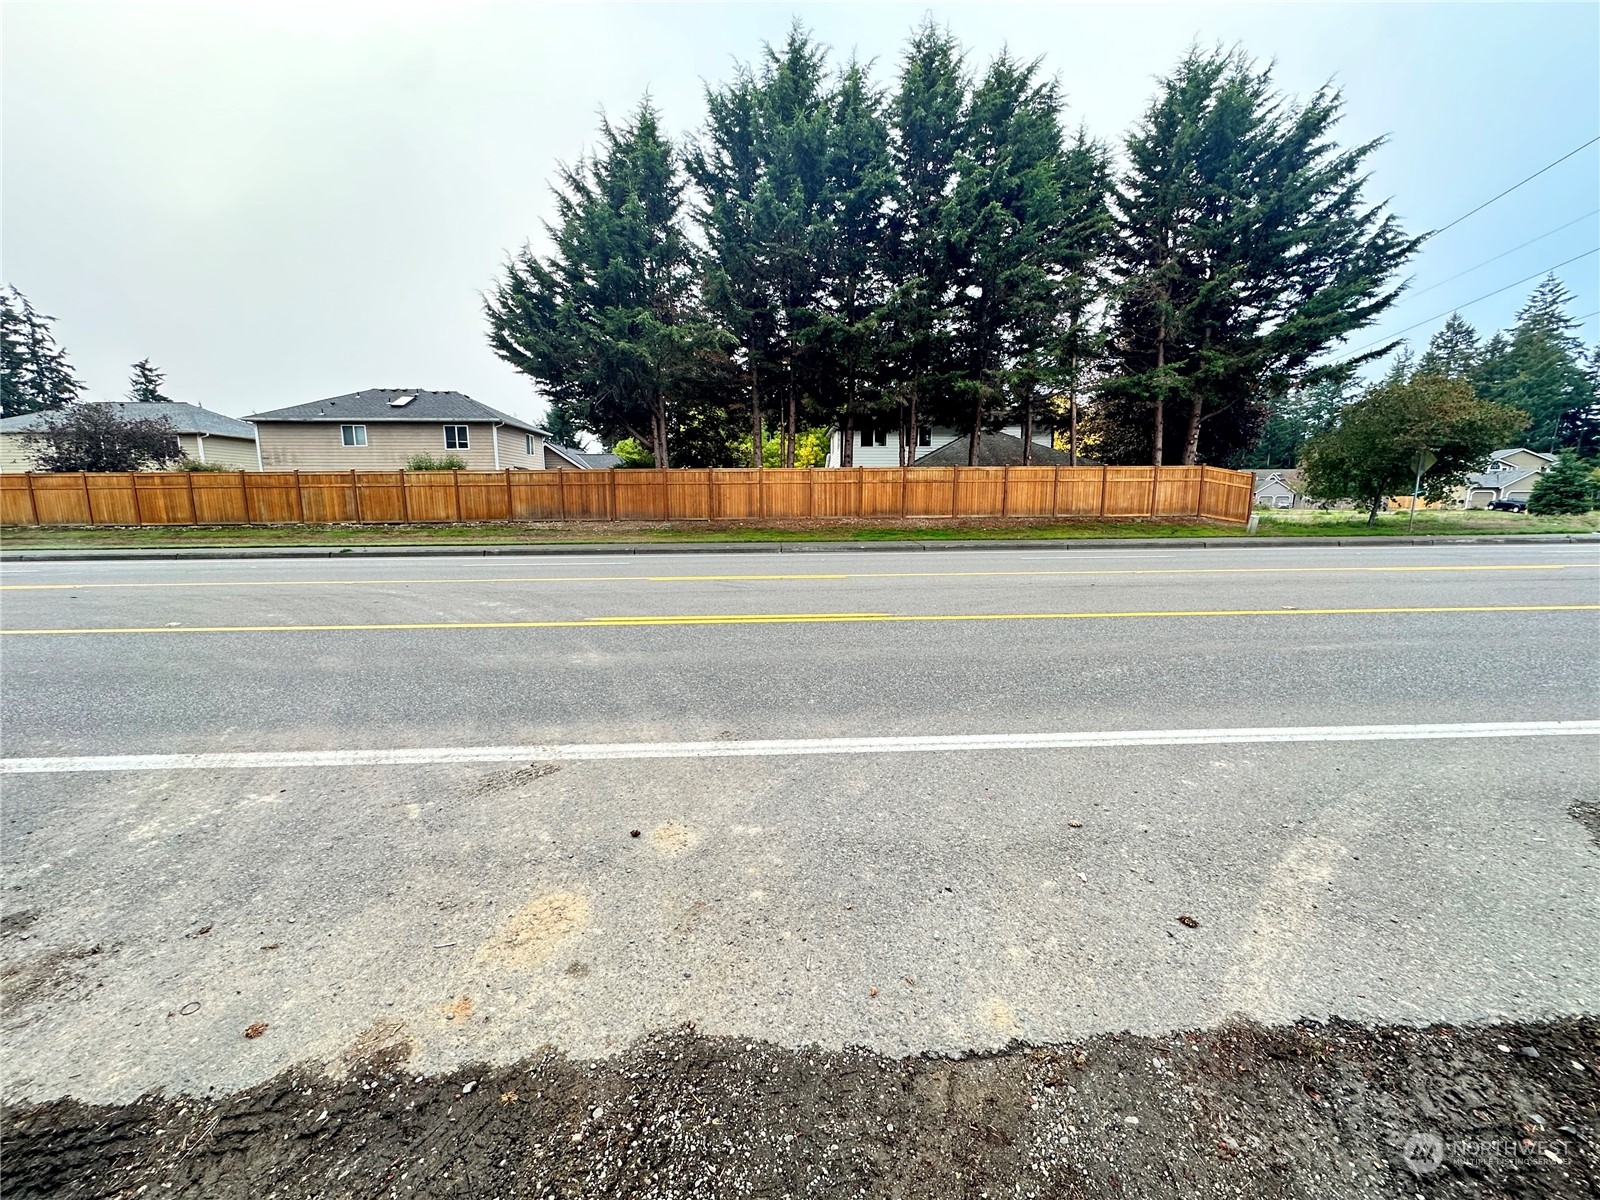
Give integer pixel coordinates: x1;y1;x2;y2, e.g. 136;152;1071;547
389;394;415;407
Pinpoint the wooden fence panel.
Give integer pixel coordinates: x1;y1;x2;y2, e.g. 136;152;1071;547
811;469;860;518
1154;466;1204;517
759;469;812;518
953;467;1005;517
190;472;250;523
1054;468;1105;516
666;470;712;520
1000;467;1057;517
457;471;512;521
711;469;761;519
298;472;359;524
0;465;1257;527
613;469;669;520
903;467;955;517
87;474;140;525
133;473;197;524
0;475;38;525
1103;467;1155;517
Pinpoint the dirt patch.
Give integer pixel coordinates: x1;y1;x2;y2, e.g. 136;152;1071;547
1570;801;1600;849
473;892;590;970
647;823;696;856
341;1021;413;1073
439;996;474;1023
1;944;109;1021
3;1017;1595;1198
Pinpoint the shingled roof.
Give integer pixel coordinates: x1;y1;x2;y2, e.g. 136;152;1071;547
246;389;545;435
913;430;1078;467
0;401;255;439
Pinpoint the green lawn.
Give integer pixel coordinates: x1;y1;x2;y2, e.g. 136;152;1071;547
1255;509;1600;537
1;509;1593;550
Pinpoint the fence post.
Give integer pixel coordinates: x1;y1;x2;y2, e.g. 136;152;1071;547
758;468;767;520
80;471;92;524
352;469;364;523
1001;467;1011;517
558;470;569;521
1149;466;1160;519
186;469;197;524
503;468;513;521
609;469;618;521
451;469;462;521
1099;465;1109;518
856;466;864;519
400;471;411;523
900;466;908;518
1197;466;1209;520
707;469;716;520
130;475;143;526
293;470;305;523
237;470;249;525
807;467;816;518
24;472;39;526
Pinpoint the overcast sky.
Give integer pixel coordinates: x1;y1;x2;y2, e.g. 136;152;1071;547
4;2;1597;428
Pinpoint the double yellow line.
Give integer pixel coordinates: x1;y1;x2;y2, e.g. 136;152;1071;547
2;603;1595;636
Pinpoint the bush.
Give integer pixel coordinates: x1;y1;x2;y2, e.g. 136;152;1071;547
405;453;468;471
21;403;183;472
611;438;654;468
1527;452;1598;514
176;458;228;472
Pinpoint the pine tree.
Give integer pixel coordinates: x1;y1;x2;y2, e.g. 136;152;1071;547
488;99;714;467
1095;48;1418;466
127;358;173;402
1474;275;1590;450
1526;450;1597;514
540;403;583;449
1;285;84;417
1415;314;1478;379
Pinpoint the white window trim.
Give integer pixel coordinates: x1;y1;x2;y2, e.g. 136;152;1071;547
341;424;367;447
444;424;470;451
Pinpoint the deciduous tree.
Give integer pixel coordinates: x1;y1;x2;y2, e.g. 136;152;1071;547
23;404;182;472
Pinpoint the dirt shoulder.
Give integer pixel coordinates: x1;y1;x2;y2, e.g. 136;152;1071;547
5;1017;1595;1199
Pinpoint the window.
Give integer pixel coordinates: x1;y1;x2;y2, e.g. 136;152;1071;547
860;428;873;448
341;424;367;447
918;426;932;446
444;424;469;450
876;428;888;446
526;432;538;455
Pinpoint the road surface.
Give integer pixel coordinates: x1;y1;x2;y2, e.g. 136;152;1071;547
2;541;1597;1107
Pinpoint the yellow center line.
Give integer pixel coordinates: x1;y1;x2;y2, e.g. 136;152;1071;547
2;604;1594;636
0;562;1594;591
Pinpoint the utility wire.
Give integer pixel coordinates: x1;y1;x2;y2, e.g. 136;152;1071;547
1336;247;1598;361
1407;209;1600;300
1426;136;1599;240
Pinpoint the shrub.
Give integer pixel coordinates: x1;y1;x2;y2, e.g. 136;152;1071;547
176;458;228;472
405;453;468;471
611;438;654;468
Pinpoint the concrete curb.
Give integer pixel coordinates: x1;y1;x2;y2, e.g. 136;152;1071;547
3;532;1596;562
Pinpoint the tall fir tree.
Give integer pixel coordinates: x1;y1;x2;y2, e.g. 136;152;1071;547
127;358;173;402
1474;275;1592;450
1095;48;1418;466
1415;314;1479;379
488;100;715;467
1;285;84;418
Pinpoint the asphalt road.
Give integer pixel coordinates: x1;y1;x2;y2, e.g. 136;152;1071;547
2;541;1598;1104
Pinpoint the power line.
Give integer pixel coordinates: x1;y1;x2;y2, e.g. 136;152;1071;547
1407;209;1600;300
1336;247;1598;361
1426;136;1599;240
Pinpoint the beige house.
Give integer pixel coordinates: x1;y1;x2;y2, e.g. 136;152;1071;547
1459;447;1557;508
0;402;257;472
247;389;548;471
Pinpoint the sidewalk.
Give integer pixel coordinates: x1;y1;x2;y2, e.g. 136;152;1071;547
5;532;1595;562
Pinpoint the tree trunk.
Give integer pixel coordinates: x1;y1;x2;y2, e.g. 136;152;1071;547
784;381;797;468
1181;394;1203;466
1021;394;1033;466
968;393;982;466
1151;330;1166;467
651;400;670;470
1068;392;1079;466
906;386;920;467
750;362;763;468
841;410;854;468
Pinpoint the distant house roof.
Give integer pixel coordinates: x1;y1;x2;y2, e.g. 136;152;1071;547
0;401;256;439
574;451;623;469
1491;447;1556;464
913;431;1077;467
1465;466;1539;493
1252;469;1303;493
246;389;545;435
543;442;591;468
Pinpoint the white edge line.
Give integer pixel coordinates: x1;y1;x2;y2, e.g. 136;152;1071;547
3;721;1596;774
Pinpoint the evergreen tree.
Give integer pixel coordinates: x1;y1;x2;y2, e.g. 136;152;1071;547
1415;314;1478;379
1526;450;1597;514
1244;376;1354;468
0;285;85;418
1095;48;1418;466
127;358;173;402
1474;275;1591;450
488;99;713;467
540;402;583;448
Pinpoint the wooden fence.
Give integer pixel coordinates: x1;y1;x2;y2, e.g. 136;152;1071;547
0;465;1254;527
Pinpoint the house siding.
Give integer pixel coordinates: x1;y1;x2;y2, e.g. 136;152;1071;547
497;424;544;469
0;433;36;473
182;433;258;469
826;424;1049;467
254;421;540;471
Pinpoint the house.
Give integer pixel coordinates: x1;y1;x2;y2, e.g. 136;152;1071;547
543;443;592;469
1459;447;1557;508
571;451;623;469
911;429;1078;467
1252;469;1306;508
826;422;1054;467
0;401;257;472
246;389;548;471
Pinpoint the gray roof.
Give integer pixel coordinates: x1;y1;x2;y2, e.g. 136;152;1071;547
246;389;545;435
575;451;622;469
913;431;1077;467
1252;469;1303;492
0;401;256;439
1466;467;1538;493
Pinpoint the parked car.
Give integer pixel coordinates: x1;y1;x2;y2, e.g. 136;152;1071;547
1487;499;1527;513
